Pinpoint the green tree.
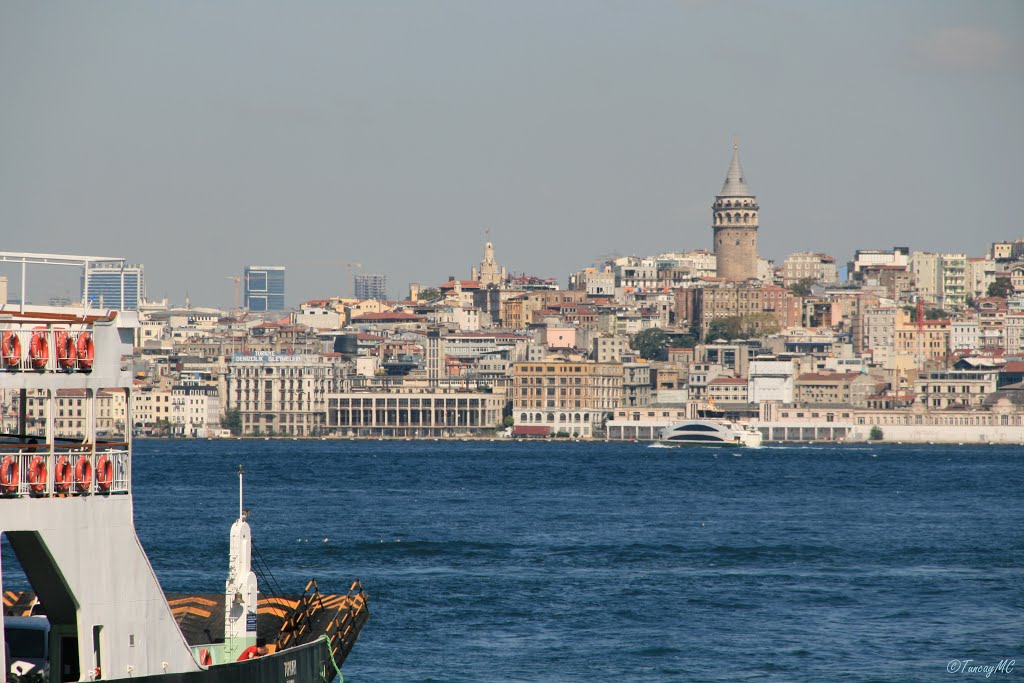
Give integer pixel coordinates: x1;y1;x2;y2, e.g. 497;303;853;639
418;287;441;301
738;312;780;338
222;408;242;436
789;277;817;297
869;426;884;441
630;328;669;360
705;314;778;342
987;277;1013;298
502;415;514;428
705;316;743;342
666;327;699;349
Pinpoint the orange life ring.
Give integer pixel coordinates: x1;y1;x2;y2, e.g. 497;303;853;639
0;455;19;494
55;329;77;370
96;454;113;492
74;455;93;493
76;332;95;371
1;331;21;369
29;329;49;370
237;645;258;661
54;456;72;493
27;455;47;494
199;648;213;666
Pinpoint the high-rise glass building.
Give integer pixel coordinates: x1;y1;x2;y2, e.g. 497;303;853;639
244;266;286;311
354;273;387;301
82;262;145;310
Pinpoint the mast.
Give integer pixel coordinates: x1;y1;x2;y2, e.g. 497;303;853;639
224;464;258;660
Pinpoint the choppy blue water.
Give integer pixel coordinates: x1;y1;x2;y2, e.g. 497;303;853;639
5;440;1023;681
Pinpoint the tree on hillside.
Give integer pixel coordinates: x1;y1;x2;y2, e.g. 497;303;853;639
789;277;818;297
418;287;441;301
630;328;669;360
705;314;780;342
706;317;743;342
222;409;242;436
987;277;1013;299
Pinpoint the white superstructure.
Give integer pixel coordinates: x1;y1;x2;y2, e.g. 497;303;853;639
0;252;203;681
659;420;764;448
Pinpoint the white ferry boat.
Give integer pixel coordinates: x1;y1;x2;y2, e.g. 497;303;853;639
658;420;764;448
1;252;366;682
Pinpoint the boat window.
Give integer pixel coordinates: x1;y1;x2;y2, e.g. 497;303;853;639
4;626;47;659
670;424;722;432
667;434;726;442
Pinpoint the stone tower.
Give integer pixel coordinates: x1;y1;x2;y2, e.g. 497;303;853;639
713;139;759;280
472;240;506;286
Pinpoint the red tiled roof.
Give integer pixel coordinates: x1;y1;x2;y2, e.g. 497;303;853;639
351;312;424;322
439;280;481;290
796;372;862;382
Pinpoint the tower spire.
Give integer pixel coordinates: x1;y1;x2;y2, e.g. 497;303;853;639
720;137;751;197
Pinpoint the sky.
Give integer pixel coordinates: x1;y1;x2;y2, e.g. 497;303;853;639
1;1;1021;308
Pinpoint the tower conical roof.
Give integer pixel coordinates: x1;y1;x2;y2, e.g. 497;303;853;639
718;138;752;198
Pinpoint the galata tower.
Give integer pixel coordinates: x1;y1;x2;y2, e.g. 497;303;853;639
712;139;759;280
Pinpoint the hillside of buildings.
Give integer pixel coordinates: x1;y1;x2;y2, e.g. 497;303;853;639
3;238;1023;445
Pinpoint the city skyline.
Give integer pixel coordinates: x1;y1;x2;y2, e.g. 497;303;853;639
1;2;1021;307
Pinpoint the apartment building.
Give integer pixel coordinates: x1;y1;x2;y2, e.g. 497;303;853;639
794;372;877;407
781;252;838;286
912;252;967;309
914;370;999;410
707;377;749;404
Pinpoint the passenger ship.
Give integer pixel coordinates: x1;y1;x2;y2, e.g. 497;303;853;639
658;420;763;448
1;252;367;682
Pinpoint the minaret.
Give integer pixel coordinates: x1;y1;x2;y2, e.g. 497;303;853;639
712;138;760;280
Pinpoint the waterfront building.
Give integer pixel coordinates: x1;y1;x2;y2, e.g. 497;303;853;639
326;389;505;437
511;356;623;437
914;369;998;410
82;261;145;310
226;352;336;436
97;388;128;438
170;384;222;437
244;265;285;311
131;386;174;435
354;273;388;301
622;361;652;407
712;139;760;281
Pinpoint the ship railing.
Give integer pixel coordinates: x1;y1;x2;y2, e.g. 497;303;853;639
0;442;130;497
0;324;98;374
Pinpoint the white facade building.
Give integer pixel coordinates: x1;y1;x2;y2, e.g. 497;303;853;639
748;359;796;404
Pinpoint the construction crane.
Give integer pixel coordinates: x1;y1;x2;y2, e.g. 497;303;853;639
916;295;925;371
341;262;362;297
226;275;242;311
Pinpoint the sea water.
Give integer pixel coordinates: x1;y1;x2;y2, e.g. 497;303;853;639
4;440;1022;682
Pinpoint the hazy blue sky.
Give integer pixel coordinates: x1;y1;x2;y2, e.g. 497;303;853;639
1;1;1021;307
